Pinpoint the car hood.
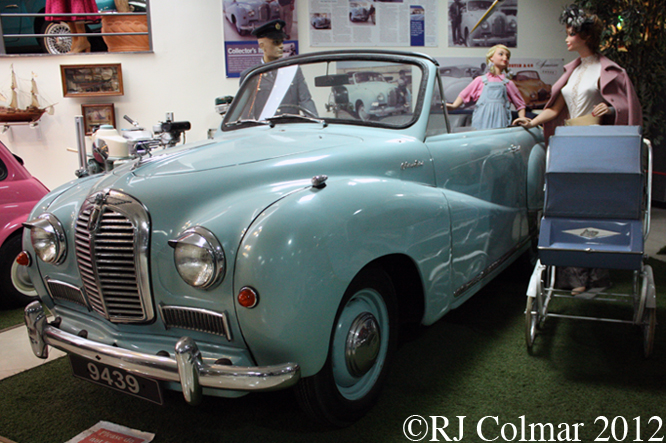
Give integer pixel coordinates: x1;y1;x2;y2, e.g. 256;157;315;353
130;127;363;178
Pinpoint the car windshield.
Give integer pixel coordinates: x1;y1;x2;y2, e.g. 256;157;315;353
515;71;539;81
468;1;493;11
224;57;423;129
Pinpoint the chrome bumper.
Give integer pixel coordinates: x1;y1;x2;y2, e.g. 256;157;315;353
24;301;300;405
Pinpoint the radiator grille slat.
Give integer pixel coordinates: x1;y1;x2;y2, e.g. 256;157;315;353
160;306;232;340
47;280;87;307
74;191;153;323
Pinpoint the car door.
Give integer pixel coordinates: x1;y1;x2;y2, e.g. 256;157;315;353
425;75;527;297
1;0;28;44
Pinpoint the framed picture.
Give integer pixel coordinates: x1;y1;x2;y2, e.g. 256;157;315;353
61;64;124;97
81;104;116;135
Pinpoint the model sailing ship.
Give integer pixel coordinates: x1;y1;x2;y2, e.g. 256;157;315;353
0;66;54;123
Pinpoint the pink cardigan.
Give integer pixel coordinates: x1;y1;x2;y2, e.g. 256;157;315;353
543;55;643;144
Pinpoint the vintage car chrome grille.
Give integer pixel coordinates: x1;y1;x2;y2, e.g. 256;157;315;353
75;190;154;323
160;305;232;341
259;4;270;21
46;279;87;307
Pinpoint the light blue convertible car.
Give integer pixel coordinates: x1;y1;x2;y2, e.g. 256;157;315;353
22;50;545;427
223;0;280;36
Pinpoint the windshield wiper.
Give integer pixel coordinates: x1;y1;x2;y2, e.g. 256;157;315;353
266;113;328;127
225;119;273;128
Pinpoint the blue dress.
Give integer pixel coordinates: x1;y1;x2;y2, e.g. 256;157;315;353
471;75;512;130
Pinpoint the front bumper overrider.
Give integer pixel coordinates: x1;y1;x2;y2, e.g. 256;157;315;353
24;301;301;405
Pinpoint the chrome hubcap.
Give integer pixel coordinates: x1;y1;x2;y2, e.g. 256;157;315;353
345;312;380;377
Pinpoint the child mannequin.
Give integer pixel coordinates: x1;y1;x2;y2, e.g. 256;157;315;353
447;44;527;130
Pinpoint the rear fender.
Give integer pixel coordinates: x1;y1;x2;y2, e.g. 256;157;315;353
233;176;451;376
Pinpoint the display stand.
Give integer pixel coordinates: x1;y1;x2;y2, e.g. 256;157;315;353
1;121;43;142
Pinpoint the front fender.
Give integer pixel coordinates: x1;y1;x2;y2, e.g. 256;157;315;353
234;176;451;377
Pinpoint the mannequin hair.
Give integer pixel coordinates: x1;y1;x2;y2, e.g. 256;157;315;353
560;4;603;52
486;44;511;75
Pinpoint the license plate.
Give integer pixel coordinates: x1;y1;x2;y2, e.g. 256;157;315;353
69;354;163;405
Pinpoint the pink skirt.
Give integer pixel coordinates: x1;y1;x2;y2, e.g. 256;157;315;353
46;0;100;22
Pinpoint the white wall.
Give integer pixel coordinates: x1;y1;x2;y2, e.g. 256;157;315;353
1;0;574;190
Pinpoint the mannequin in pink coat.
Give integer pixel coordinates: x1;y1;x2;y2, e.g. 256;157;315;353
514;5;643;295
513;5;642;144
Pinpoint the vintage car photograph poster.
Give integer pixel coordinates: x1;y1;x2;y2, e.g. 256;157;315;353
436;56;563;109
309;0;438;47
448;0;518;47
222;0;299;78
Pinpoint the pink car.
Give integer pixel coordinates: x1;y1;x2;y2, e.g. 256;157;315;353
0;140;48;308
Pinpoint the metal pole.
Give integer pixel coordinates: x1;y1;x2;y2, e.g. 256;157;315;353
75;116;89;177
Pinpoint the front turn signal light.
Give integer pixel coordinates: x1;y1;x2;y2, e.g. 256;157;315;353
238;287;259;308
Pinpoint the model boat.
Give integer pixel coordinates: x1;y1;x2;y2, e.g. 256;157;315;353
0;66;54;123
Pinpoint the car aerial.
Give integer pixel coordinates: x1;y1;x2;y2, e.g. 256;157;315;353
0;141;48;308
460;0;517;47
223;0;280;37
327;70;411;121
439;64;484;109
349;2;370;22
21;50;546;427
512;70;552;109
311;13;331;29
1;0;145;54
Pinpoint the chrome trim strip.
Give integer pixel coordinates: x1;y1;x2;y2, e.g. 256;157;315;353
537;246;642;255
454;239;529;298
24;302;300;400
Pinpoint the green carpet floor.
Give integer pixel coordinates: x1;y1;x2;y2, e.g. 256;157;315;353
1;260;664;443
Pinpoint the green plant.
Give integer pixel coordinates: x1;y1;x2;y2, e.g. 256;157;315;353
574;0;666;148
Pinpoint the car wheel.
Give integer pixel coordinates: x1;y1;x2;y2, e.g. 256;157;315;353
295;266;398;427
0;234;37;309
356;101;370;121
232;16;246;36
41;21;72;54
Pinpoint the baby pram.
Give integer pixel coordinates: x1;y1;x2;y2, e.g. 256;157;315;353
525;125;656;357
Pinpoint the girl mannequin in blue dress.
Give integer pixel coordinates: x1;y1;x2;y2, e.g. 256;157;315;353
447;44;527;130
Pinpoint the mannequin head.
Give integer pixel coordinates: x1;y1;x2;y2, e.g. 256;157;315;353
560;5;602;53
258;37;284;62
251;19;287;63
486;44;511;75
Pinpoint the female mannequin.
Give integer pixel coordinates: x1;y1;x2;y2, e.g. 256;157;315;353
447;44;526;130
513;5;642;295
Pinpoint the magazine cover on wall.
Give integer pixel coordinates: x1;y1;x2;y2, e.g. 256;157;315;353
436;56;563;110
448;0;517;48
309;0;438;47
222;0;299;78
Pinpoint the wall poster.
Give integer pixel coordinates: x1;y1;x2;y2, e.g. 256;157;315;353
222;0;300;78
436;56;563;110
309;0;438;47
447;0;517;48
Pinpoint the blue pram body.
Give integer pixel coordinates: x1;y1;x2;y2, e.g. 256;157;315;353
525;126;657;357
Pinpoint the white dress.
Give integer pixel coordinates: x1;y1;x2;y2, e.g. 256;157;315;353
560;54;603;119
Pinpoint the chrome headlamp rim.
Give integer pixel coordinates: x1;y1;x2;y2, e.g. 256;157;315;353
23;213;67;265
168;226;226;290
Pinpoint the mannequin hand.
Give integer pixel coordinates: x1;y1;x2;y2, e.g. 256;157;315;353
591;102;610;117
512;117;533;128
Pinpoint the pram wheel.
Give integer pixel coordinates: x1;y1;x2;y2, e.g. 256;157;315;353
643;307;656;358
525;297;539;349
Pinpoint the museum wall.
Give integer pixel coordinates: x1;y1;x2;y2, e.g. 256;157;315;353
0;0;574;190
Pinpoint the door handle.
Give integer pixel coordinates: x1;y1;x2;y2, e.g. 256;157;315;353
507;144;521;153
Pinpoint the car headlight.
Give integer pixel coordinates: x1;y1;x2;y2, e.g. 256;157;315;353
481;22;489;30
377;93;385;102
168;227;225;289
23;213;67;264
